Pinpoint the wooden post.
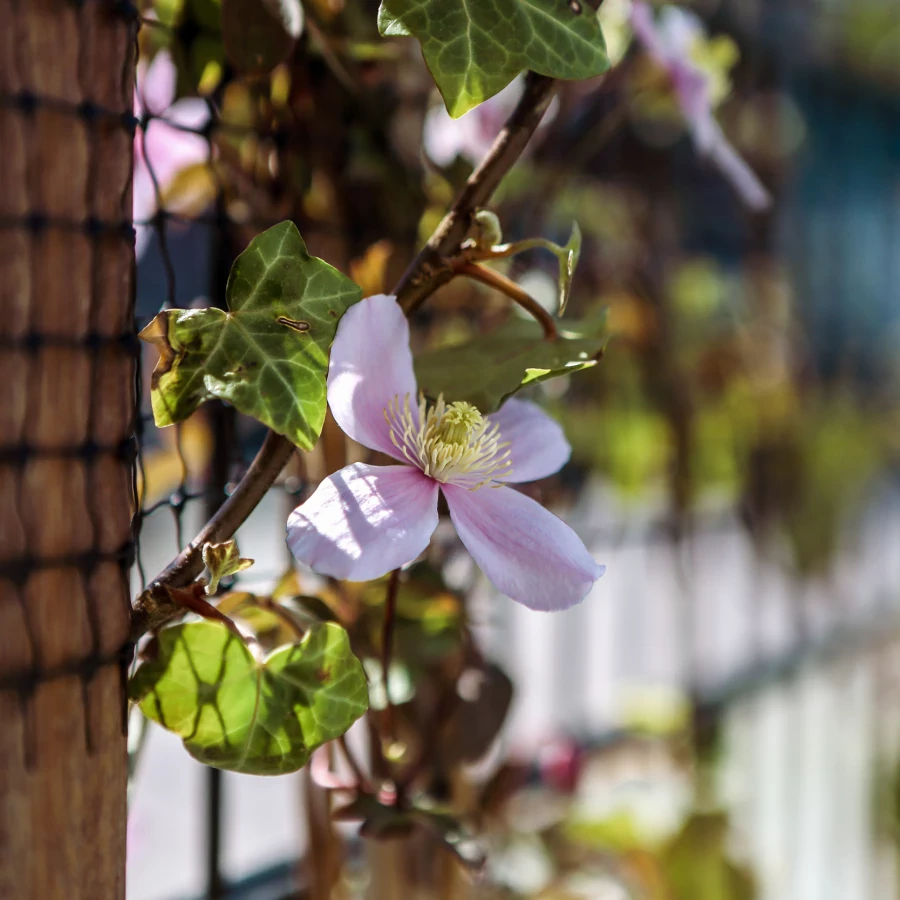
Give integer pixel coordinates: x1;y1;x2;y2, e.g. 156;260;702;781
0;1;136;897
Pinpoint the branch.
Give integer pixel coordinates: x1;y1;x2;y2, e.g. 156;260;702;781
380;569;401;743
452;261;558;340
130;431;295;640
131;74;558;640
395;73;557;313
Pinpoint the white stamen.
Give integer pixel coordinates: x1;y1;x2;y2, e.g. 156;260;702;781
383;393;512;490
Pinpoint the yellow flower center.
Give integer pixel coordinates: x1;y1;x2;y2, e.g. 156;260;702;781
437;401;483;445
384;394;512;490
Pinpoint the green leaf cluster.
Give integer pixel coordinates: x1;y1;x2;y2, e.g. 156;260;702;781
129;621;368;775
140;221;362;450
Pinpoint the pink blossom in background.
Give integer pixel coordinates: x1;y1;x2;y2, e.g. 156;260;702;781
133;51;211;258
423;77;556;167
287;295;605;612
629;1;771;211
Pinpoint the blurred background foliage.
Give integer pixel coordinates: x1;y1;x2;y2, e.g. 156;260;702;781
129;0;900;897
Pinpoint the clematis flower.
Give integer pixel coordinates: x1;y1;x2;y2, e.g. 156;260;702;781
629;2;771;211
286;295;605;612
133;50;212;258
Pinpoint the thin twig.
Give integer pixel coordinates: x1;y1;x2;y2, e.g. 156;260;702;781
380;569;401;743
468;237;560;261
164;583;245;640
132;74;559;639
453;261;558;340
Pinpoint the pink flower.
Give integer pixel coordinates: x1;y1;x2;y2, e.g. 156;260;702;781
286;295;605;611
134;51;211;258
423;77;556;167
630;2;771;211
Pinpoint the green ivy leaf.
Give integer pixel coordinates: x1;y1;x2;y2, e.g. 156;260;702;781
377;0;610;117
140;221;362;449
222;0;305;74
414;311;607;413
129;621;369;775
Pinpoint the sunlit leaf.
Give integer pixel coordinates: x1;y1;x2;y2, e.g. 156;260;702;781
140;221;362;449
129;621;368;775
414;311;607;412
377;0;610;117
202;539;254;594
222;0;305;74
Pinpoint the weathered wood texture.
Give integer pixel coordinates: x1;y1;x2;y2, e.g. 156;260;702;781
0;1;136;897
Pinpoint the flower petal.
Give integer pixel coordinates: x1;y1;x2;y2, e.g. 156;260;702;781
657;5;706;59
142;120;210;191
629;1;669;64
631;3;710;126
488;398;571;484
132;156;156;224
137;50;177;118
698;120;772;211
165;97;210;132
287;463;438;582
443;484;604;612
327;294;418;460
671;62;711;126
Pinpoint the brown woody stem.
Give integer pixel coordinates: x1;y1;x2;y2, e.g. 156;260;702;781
380;569;401;743
395;74;558;314
130;431;295;640
453;261;558;340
